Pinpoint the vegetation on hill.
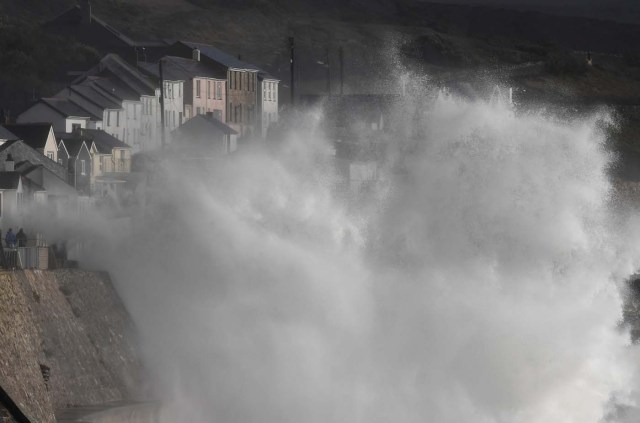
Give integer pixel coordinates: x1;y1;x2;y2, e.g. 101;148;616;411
0;13;99;116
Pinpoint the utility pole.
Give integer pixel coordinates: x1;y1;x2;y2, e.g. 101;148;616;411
289;36;295;106
339;46;344;95
159;58;166;149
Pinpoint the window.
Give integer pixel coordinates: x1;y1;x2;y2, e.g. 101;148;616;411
107;112;111;126
213;109;222;121
179;83;182;98
120;150;125;159
134;104;137;119
216;82;222;99
173;110;176;127
116;111;120;127
196;80;201;98
17;193;23;212
179;112;183;124
47;152;54;160
72;123;81;132
207;81;211;99
239;72;243;90
81;160;86;175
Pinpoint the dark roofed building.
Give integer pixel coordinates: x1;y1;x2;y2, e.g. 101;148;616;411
0;140;68;182
80;128;130;154
0;172;21;190
171;113;238;157
40;98;101;122
2;123;60;162
170;41;264;138
57;134;93;195
0;126;19;142
43;0;169;64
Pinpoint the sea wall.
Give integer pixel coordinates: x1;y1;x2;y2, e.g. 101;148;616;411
0;269;145;422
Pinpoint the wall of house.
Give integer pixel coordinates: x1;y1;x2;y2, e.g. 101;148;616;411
17;104;66;133
64;117;89;134
74;146;92;196
103;109;125;141
227;70;258;138
44;128;58;163
260;79;279;138
140;94;160;152
192;78;226;122
163;80;184;136
123;101;142;151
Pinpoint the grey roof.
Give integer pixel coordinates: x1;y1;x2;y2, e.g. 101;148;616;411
79;128;131;153
0;126;19;141
173;114;238;137
70;84;121;109
0;140;69;182
177;41;261;71
40;98;101;121
3;124;53;150
73;54;157;101
0;172;21;190
141;56;225;81
57;136;90;157
258;70;279;81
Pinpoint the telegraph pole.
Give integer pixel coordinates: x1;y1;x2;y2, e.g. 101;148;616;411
289;36;295;106
159;58;166;149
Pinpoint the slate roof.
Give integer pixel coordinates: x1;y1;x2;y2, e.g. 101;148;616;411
258;70;279;81
173;114;238;137
40;98;101;121
57;136;89;157
73;54;157;101
0;139;68;181
0;172;21;190
79;128;131;153
3;124;53;150
0;126;19;141
69;84;121;110
141;56;224;81
176;41;261;71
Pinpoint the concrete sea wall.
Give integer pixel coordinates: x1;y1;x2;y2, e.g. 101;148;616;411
0;269;145;422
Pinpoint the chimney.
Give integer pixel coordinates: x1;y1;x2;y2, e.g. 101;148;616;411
79;0;91;24
5;153;14;172
192;48;201;62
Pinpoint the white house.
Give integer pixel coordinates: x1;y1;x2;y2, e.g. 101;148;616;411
258;71;279;138
69;54;162;153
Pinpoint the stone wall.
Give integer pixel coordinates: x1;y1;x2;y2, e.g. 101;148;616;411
0;269;146;422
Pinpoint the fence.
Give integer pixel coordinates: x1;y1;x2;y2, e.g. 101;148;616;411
1;236;49;270
3;247;49;270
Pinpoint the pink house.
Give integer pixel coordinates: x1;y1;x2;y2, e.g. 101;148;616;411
154;56;226;123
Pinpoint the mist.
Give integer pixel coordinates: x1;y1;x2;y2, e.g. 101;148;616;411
63;79;640;422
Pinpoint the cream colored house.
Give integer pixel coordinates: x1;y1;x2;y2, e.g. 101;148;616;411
81;129;132;196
